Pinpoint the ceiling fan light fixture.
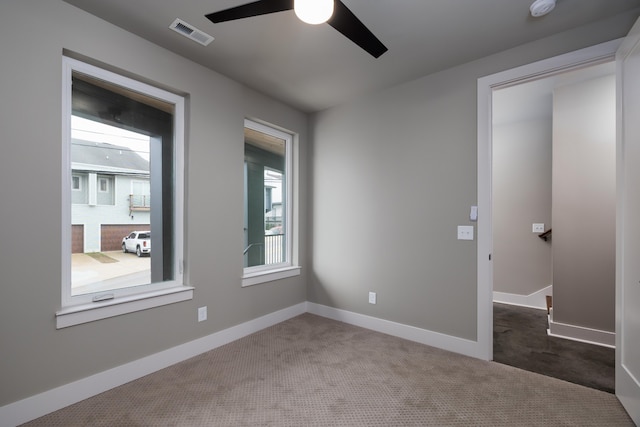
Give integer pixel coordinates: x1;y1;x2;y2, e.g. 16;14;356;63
530;0;556;17
294;0;334;25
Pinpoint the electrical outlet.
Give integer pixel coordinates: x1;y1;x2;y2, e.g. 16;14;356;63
532;223;545;233
198;306;207;322
368;292;377;304
457;225;474;241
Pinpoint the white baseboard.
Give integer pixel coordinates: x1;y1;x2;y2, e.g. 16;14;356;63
0;302;307;427
493;285;552;310
306;302;481;359
547;313;615;348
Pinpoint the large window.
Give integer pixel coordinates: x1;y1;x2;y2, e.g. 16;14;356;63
58;57;191;327
243;119;299;286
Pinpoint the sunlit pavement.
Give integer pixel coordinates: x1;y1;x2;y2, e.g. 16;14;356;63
71;251;151;294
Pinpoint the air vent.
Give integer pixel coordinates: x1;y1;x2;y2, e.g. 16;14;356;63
169;18;214;46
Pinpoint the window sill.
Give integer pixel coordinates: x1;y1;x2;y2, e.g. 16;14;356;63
56;286;194;329
242;266;301;287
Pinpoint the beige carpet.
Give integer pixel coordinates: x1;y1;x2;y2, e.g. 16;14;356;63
23;314;633;426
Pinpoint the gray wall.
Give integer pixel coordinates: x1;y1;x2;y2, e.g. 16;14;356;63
308;12;637;341
0;0;307;406
552;75;616;332
493;119;553;296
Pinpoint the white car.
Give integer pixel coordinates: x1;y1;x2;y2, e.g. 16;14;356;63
266;225;283;235
122;231;151;257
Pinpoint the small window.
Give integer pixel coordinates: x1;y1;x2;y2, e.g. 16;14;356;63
98;177;108;192
72;175;81;190
96;175;114;205
243;119;299;286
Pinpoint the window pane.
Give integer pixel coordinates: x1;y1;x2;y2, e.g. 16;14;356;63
69;71;174;297
71;117;152;295
244;125;287;268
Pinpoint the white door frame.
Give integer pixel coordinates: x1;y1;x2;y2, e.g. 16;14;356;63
476;39;622;361
615;17;640;422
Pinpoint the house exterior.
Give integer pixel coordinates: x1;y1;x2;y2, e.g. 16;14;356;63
71;139;150;253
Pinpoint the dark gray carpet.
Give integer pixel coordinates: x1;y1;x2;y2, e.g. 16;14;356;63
493;302;615;393
22;313;632;426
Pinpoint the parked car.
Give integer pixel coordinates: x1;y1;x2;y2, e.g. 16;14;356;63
122;231;151;257
266;225;283;235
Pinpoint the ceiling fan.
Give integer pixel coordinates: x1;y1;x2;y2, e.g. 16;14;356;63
205;0;388;58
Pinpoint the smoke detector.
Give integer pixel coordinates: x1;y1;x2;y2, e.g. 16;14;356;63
530;0;556;17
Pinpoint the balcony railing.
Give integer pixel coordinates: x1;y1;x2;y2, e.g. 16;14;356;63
129;194;150;212
264;233;284;264
244;234;285;266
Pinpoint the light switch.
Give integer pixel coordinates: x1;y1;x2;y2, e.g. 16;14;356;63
470;206;478;221
198;306;207;322
457;226;474;241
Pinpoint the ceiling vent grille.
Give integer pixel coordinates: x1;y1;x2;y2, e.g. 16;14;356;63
169;18;214;46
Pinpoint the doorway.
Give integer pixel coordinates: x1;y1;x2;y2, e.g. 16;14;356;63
488;59;617;390
491;61;616;318
476;39;621;361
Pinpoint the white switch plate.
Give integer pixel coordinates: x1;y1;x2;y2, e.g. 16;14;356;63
470;205;478;222
532;223;545;233
368;292;377;304
198;306;207;322
457;225;474;240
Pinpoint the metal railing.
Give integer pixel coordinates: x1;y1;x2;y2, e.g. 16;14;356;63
243;242;263;256
244;234;284;266
264;234;284;264
129;194;150;211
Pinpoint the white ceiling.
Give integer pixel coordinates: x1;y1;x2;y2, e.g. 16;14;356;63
62;0;639;112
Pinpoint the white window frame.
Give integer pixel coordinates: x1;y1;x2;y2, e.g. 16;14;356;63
242;119;300;286
58;56;192;328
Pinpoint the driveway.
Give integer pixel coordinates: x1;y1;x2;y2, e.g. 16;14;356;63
72;251;150;294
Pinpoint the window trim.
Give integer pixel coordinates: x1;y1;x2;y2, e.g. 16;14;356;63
242;266;301;287
58;56;190;328
242;119;299;287
56;287;194;329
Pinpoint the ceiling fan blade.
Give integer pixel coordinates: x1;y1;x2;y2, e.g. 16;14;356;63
205;0;293;23
327;1;387;58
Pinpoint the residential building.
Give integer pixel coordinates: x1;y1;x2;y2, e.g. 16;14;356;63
71;139;151;253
